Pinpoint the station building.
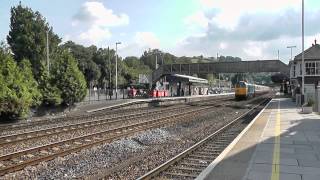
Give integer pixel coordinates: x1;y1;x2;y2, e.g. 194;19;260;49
290;40;320;102
157;74;208;96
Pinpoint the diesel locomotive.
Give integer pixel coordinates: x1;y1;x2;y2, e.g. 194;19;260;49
235;81;270;100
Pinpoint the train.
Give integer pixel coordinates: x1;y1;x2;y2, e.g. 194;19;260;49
235;81;270;100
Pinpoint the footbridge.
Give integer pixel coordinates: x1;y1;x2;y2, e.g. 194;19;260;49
152;60;289;82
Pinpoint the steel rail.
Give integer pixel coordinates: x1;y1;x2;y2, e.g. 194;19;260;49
137;98;271;180
0;105;215;176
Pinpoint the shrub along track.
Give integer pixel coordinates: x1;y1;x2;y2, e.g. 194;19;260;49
0;97;233;176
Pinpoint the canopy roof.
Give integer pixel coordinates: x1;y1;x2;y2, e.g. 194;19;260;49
170;74;208;84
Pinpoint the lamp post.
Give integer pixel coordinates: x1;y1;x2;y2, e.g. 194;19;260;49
155;54;158;69
46;30;50;74
301;0;305;105
287;45;297;60
115;42;121;100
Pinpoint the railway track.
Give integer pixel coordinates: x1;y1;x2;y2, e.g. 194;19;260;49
0;97;233;147
0;96;233;133
138;97;270;180
0;107;144;132
0;106;196;147
0;100;231;176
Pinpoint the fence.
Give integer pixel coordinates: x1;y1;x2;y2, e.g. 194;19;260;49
82;88;130;103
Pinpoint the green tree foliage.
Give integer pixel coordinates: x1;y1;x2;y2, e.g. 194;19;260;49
38;64;62;106
61;41;101;85
92;47;113;87
62;42;132;87
271;73;289;84
231;73;248;86
123;56;151;83
218;56;242;62
0;50;40;120
19;59;42;106
7;3;61;78
51;51;87;105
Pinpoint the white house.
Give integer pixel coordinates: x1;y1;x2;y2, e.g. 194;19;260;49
290;40;320;102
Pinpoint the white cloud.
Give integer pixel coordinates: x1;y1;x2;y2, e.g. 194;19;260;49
118;32;161;57
134;32;160;49
243;42;264;58
219;42;228;50
184;11;209;30
173;4;320;62
72;1;129;27
199;0;300;29
70;1;129;45
79;26;111;43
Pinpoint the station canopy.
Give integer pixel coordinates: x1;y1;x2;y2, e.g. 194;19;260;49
166;74;208;84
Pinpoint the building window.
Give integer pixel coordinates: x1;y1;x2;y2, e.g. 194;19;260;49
306;62;316;75
300;64;302;75
293;65;296;77
317;62;320;75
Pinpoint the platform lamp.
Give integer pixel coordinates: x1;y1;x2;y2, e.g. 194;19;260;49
287;46;297;61
115;42;121;100
301;0;305;105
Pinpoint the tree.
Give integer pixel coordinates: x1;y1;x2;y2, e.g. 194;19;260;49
123;56;151;83
0;50;40;120
271;73;289;84
7;3;61;78
231;73;248;86
51;51;87;106
37;63;62;106
19;59;42;106
61;41;100;86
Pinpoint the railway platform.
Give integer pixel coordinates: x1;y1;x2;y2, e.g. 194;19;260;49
198;98;320;180
83;93;234;113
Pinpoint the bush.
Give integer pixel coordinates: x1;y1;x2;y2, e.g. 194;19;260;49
0;52;40;120
38;63;62;106
306;98;314;107
51;51;87;106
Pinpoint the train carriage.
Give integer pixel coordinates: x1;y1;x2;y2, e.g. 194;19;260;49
235;81;269;100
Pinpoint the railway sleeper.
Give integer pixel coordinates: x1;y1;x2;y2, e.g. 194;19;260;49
163;171;198;179
170;166;203;172
188;154;215;160
180;162;208;168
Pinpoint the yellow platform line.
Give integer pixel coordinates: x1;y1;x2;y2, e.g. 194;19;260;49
271;100;281;180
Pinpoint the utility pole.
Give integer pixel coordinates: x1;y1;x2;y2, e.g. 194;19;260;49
155;54;158;69
161;53;164;65
46;30;50;73
219;73;221;90
108;47;111;100
287;46;297;60
301;0;305;105
115;42;121;100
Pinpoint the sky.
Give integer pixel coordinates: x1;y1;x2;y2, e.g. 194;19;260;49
1;0;320;63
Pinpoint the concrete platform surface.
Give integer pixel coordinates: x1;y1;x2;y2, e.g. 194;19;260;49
198;98;320;180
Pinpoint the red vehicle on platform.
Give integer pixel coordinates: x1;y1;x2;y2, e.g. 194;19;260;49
149;90;168;98
128;88;137;98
